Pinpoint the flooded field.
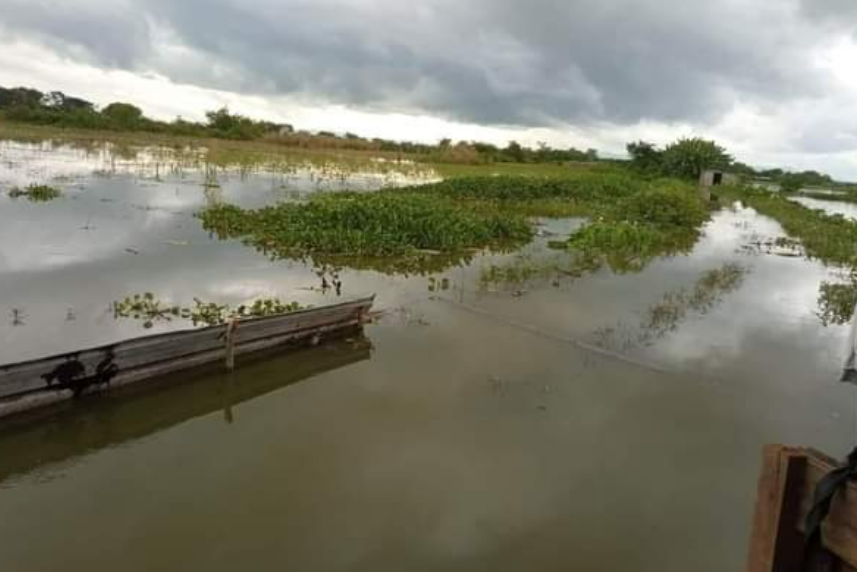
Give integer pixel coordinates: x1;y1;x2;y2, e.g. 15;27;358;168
792;195;857;221
0;140;855;571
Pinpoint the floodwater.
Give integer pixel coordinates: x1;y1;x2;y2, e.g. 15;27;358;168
0;140;855;572
792;195;857;220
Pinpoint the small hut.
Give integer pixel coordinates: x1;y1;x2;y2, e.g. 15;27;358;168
699;170;738;201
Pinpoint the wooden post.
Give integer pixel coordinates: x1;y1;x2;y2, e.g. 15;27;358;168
224;318;239;372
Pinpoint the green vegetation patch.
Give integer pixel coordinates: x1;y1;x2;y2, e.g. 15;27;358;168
7;183;62;202
555;184;710;273
817;278;857;326
113;292;304;329
199;174;708;275
199;190;533;259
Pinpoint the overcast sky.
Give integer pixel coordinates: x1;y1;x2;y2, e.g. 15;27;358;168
1;0;856;178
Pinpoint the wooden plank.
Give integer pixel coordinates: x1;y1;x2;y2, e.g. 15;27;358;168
748;445;792;572
773;454;809;571
748;445;810;572
0;297;373;400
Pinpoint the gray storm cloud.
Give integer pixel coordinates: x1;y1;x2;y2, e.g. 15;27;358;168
0;0;852;130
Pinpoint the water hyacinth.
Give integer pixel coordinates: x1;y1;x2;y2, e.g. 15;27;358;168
113;292;304;329
199;189;534;258
7;183;62;202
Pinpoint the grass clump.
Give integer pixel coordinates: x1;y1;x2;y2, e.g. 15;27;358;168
8;183;62;201
817;279;857;326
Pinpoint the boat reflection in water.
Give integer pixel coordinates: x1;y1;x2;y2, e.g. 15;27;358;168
0;334;373;485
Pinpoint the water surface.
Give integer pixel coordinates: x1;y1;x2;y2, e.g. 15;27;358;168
0;141;854;572
792;195;857;220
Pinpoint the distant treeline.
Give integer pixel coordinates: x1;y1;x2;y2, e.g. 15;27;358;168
0;86;287;140
0;86;847;183
0;85;600;164
625;138;842;187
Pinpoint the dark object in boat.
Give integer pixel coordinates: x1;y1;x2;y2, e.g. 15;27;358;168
0;296;374;420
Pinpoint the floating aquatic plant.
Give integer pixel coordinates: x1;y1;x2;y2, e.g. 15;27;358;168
7;183;62;201
113;292;304;329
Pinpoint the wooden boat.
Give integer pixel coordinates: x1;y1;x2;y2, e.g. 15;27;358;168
0;296;374;420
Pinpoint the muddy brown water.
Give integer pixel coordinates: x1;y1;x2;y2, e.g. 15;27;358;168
0;140;855;571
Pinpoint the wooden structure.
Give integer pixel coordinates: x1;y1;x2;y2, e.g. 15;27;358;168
700;169;739;201
0;296;374;420
748;445;857;571
700;169;739;188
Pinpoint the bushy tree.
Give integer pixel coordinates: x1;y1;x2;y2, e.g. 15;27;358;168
205;107;267;139
661;137;732;179
504;141;525;163
626;141;663;174
0;87;44;109
102;102;144;128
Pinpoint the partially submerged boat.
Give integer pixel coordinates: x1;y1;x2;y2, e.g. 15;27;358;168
0;296;374;420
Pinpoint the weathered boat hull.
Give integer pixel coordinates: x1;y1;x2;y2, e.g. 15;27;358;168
0;296;374;420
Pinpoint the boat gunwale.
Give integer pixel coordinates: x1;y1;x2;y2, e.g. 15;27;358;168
0;295;375;372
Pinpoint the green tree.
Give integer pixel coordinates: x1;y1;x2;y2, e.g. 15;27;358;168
504;141;525;163
626;140;663;174
661;137;732;179
102;102;144;128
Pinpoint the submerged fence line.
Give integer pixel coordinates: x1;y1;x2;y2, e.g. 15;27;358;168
436;297;671;374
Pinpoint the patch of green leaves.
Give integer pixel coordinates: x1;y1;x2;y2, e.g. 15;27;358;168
8;183;62;201
556;183;709;273
113;292;304;329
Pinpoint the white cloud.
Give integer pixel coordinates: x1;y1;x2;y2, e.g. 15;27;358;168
2;0;857;179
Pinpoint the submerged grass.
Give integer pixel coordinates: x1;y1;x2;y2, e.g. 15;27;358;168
594;263;747;351
796;191;857;204
7;183;62;202
721;186;857;268
721;186;857;327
